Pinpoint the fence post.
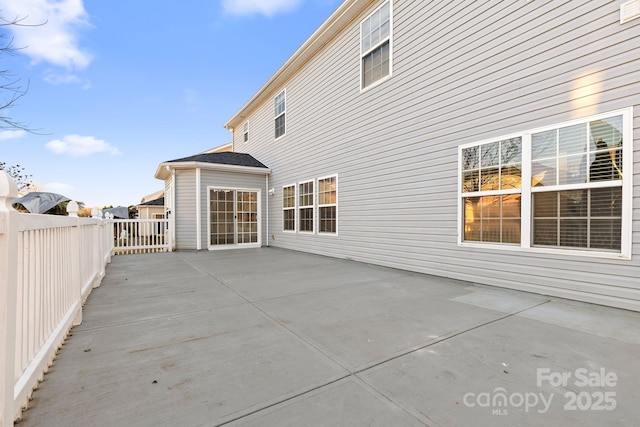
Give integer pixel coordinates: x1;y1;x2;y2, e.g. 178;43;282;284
0;171;19;427
167;212;173;252
104;213;113;261
66;201;84;326
96;216;105;287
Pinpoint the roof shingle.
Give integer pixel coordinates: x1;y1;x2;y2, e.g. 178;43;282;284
138;197;164;207
165;152;268;169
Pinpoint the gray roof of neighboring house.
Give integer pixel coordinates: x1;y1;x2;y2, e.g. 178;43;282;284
138;197;164;207
166;152;268;169
103;206;130;219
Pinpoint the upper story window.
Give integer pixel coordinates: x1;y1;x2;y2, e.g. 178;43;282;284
274;90;286;139
243;121;249;142
460;108;632;258
361;1;392;90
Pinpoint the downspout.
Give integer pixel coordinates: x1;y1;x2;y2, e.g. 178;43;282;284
196;167;201;251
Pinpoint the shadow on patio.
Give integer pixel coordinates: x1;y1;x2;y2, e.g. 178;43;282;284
18;248;640;426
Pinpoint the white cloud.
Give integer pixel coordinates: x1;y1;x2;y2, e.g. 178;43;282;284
44;71;92;89
44;182;74;194
46;135;121;157
0;130;27;141
3;0;93;69
222;0;303;16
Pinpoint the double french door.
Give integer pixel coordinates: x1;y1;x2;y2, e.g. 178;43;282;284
209;189;260;248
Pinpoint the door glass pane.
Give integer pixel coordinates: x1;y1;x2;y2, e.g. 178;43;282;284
236;191;259;245
211;190;235;246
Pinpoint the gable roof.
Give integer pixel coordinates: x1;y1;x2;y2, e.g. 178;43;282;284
140;189;164;203
138;197;164;207
155;152;270;180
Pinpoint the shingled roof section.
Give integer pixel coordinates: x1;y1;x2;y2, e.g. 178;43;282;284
166;152;268;169
139;197;164;207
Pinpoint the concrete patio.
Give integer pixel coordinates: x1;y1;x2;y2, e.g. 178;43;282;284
18;248;640;426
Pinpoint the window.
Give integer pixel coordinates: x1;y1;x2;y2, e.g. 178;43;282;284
298;181;314;232
283;184;296;231
462;138;523;244
531;116;624;250
243;121;249;142
361;1;392;89
460;109;631;257
274;90;286;139
318;176;337;233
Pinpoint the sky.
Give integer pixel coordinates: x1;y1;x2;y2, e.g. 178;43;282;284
0;0;343;208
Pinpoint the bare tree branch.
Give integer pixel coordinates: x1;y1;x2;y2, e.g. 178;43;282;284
0;15;46;132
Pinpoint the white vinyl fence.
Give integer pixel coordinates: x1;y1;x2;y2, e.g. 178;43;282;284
112;218;170;254
0;172;114;426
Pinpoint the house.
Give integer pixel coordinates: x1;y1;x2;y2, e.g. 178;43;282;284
137;190;166;237
155;0;640;311
137;190;165;221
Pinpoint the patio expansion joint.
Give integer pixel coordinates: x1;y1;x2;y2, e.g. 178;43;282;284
206;276;356;372
214;374;353;426
354;298;553;376
340;299;555;426
184;257;553;426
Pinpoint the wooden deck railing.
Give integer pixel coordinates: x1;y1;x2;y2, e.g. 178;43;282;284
0;171;114;426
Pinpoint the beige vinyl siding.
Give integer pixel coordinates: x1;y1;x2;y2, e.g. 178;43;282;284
198;170;268;248
231;0;640;310
174;170;197;250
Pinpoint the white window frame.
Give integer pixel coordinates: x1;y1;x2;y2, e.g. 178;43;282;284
282;183;296;232
298;179;315;233
360;1;393;91
458;107;633;259
317;174;338;235
243;121;249;143
274;89;286;140
459;135;523;245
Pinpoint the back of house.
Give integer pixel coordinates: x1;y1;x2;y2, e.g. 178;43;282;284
218;0;640;311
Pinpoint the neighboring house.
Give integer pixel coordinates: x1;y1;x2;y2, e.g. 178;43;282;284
156;0;640;311
138;189;165;220
137;193;166;237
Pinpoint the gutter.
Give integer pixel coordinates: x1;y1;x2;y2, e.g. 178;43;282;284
155;161;271;181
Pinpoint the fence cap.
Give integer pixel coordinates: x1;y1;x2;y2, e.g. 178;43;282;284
0;170;19;212
67;200;79;217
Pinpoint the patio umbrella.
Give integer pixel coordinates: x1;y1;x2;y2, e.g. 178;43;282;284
12;192;70;214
